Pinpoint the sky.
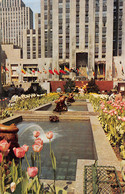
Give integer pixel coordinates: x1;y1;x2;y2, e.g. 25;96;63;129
23;0;41;14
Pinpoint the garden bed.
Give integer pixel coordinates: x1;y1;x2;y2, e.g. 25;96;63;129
111;146;125;192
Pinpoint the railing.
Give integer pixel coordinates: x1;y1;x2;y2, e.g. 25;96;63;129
84;161;123;194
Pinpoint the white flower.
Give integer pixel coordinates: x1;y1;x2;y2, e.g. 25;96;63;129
10;182;16;192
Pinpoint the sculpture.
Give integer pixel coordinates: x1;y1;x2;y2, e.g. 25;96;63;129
67;92;75;103
53;93;68;112
49;115;59;122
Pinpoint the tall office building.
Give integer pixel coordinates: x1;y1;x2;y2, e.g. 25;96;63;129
0;0;33;48
40;0;125;80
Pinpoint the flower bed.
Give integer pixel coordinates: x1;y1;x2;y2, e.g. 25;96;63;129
89;94;125;159
0;130;66;193
89;94;125;186
1;93;59;120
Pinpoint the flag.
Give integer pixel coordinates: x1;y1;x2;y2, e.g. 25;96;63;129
27;68;31;74
5;67;9;71
21;69;26;74
103;65;105;77
92;69;95;77
32;69;35;74
1;66;3;73
86;67;89;76
37;68;41;74
97;65;100;75
115;66;118;76
49;68;54;75
54;68;59;75
59;69;66;74
64;66;70;73
77;68;79;73
43;67;47;74
122;66;124;75
71;68;77;73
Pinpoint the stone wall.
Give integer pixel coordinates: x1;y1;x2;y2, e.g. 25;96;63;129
50;80;113;92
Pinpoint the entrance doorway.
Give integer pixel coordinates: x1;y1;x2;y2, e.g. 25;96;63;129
95;62;105;80
76;52;88;79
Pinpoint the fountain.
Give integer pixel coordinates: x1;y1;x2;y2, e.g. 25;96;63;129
53;93;68;112
17;120;97;180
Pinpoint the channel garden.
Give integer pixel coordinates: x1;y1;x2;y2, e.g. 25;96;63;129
0;79;125;193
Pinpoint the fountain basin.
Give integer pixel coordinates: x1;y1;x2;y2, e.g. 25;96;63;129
17;120;97;180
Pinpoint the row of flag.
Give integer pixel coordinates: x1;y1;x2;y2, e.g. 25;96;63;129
20;66;80;75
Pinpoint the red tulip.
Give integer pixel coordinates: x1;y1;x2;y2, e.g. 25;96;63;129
22;145;29;152
46;131;53;139
27;167;38;178
35;138;43;145
33;131;40;138
0;139;10;152
0;153;3;163
13;147;25;158
10;182;16;193
32;144;43;152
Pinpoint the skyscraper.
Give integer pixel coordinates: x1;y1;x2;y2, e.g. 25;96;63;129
0;0;33;48
40;0;125;80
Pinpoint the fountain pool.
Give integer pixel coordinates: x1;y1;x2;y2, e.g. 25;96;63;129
17;120;97;180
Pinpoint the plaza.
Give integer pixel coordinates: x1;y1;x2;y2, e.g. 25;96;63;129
0;0;125;193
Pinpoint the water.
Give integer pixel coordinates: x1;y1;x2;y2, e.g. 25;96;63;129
17;120;97;180
43;104;88;111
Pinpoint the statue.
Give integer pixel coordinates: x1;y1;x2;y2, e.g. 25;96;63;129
49;115;59;122
53;93;68;112
67;92;75;103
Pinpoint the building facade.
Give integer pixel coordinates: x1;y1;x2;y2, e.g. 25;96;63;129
40;0;125;80
0;0;33;48
1;0;125;85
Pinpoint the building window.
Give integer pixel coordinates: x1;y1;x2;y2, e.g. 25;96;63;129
44;0;53;58
65;0;70;58
85;0;89;48
76;0;80;48
27;37;30;59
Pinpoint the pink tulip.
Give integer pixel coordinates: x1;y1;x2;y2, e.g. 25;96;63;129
35;138;43;145
10;182;16;193
46;131;53;139
33;131;40;138
114;111;117;115
32;144;43;152
13;147;25;158
27;167;38;178
0;139;10;152
0;153;3;163
122;117;125;122
22;145;29;152
118;116;122;120
101;105;105;110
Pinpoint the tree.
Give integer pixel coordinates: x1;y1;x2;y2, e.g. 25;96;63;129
86;78;100;93
64;79;75;93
